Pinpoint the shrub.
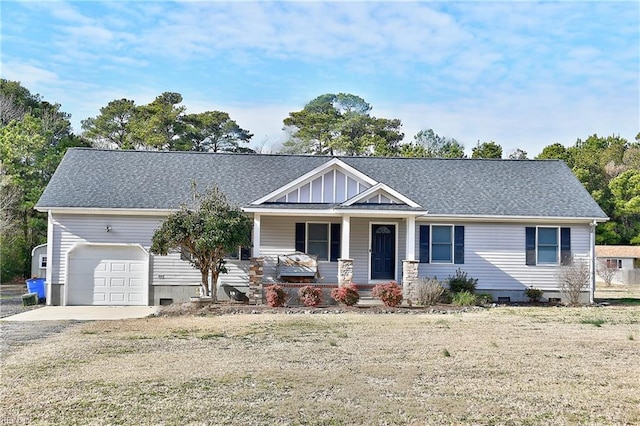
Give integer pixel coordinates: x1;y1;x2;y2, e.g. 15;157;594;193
475;293;493;306
452;290;476;306
372;281;403;307
447;268;478;294
331;284;360;306
415;277;445;306
524;287;544;302
298;285;323;307
265;285;287;307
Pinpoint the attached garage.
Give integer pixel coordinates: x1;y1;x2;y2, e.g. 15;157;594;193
66;244;149;306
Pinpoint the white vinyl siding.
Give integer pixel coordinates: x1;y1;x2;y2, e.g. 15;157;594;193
417;222;590;291
260;216;339;283
50;213;201;287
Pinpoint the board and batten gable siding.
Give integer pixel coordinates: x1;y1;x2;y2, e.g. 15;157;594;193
350;217;406;284
260;216;340;283
415;222;591;290
50;213;200;287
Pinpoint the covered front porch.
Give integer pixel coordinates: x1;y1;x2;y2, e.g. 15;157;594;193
246;213;423;305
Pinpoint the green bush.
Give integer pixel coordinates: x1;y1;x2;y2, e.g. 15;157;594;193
447;268;478;294
524;287;544;302
452;290;476;306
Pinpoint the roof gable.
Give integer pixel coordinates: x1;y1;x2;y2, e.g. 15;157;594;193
252;158;377;205
342;183;421;208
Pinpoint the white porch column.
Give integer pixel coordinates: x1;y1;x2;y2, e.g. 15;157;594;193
252;213;261;258
46;211;54;305
341;215;351;259
405;216;416;261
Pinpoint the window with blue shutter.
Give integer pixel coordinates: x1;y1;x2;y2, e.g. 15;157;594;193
560;227;571;265
295;222;341;261
454;226;465;264
419;225;464;264
419;225;430;263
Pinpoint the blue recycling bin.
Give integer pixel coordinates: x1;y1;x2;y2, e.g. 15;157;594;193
26;278;46;302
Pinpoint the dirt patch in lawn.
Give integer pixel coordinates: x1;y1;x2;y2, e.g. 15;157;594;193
2;306;639;425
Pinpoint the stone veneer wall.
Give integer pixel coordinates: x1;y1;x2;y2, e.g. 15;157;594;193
402;260;419;302
248;257;264;305
338;258;354;286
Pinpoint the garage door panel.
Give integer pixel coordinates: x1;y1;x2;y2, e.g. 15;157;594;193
110;278;126;287
68;246;148;306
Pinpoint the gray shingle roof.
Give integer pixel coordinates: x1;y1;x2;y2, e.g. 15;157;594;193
36;148;608;219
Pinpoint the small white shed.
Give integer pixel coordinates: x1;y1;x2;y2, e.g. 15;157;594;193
31;244;48;278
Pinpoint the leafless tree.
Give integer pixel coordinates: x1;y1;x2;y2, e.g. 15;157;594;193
596;259;618;287
0;93;26;125
557;258;590;306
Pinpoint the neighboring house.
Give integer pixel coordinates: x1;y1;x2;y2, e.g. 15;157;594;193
35;148;608;306
595;245;640;286
31;243;47;278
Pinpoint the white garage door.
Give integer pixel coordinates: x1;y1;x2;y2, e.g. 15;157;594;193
67;245;148;306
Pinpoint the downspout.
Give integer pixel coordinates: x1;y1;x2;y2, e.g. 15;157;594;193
589;220;597;304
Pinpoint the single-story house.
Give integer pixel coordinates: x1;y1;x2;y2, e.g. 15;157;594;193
595;245;640;286
35;148;608;306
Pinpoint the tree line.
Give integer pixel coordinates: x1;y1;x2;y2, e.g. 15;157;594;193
1;78;638;281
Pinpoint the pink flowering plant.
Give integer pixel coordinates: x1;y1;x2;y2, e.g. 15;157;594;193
298;285;323;307
265;285;287;307
331;284;360;306
372;281;403;307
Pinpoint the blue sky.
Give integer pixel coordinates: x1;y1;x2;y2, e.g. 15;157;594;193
2;1;638;156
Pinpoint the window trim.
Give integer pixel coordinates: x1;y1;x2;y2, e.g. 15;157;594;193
306;222;330;261
431;224;454;264
38;254;47;269
605;258;623;269
296;221;340;262
536;226;560;265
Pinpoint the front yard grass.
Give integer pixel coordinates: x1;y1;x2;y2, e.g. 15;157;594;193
2;307;639;425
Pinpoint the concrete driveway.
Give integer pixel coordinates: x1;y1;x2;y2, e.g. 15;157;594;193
0;306;161;321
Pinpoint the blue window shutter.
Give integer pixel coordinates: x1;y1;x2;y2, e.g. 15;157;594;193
295;223;305;252
526;227;536;265
330;223;341;262
560;227;571;265
419;225;430;263
454;226;465;264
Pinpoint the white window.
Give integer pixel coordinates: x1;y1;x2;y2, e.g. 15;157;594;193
307;223;329;261
605;258;623;269
39;254;47;269
431;225;453;263
537;227;559;264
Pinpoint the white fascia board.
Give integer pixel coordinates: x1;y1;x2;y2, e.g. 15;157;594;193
243;206;427;217
341;182;421;208
250;158;378;205
41;207;176;216
417;214;609;224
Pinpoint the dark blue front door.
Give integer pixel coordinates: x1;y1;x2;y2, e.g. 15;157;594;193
371;224;395;280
